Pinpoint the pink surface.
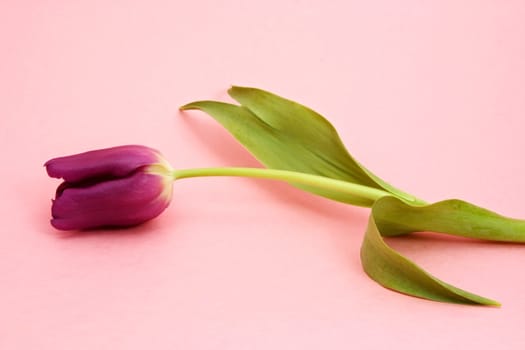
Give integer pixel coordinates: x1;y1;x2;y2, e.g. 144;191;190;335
2;0;525;348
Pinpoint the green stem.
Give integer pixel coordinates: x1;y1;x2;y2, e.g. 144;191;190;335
172;167;392;205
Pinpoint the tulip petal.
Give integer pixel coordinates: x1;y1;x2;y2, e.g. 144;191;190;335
51;172;171;230
45;145;161;183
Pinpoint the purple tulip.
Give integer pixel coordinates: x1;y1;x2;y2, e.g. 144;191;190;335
45;145;174;230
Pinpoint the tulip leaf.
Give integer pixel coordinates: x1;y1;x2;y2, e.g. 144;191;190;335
180;86;424;207
359;194;525;306
361;209;500;306
373;196;525;242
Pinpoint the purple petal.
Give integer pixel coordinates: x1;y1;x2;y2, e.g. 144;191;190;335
45;145;161;183
51;172;172;230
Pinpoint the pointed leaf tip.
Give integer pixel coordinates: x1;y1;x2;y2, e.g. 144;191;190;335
179;101;207;111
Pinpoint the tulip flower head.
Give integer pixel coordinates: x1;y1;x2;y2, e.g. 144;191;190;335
45;145;174;230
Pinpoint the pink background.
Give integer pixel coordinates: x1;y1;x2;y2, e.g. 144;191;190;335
2;0;525;348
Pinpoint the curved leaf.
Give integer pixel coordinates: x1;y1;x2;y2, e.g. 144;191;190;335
360;195;525;306
361;210;500;306
180;87;424;207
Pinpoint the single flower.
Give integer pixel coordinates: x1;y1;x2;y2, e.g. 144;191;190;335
45;145;174;230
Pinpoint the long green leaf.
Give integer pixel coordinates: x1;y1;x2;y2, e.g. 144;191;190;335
361;195;525;305
361;206;501;306
180;86;424;207
373;196;525;242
